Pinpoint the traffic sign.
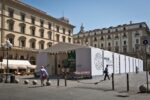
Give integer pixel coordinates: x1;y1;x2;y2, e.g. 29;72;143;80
143;40;148;45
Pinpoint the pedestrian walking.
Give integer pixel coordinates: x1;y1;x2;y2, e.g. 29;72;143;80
136;66;139;74
103;65;110;80
40;66;49;86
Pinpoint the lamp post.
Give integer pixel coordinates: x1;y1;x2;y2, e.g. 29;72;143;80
4;40;12;83
143;39;149;93
1;43;5;73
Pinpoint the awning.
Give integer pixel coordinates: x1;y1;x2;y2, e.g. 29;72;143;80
41;42;90;53
2;59;32;69
27;65;36;69
17;65;27;69
0;65;5;69
0;62;5;69
8;65;18;69
2;59;31;65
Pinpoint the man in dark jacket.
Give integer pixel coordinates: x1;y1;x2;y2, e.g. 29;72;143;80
103;65;110;80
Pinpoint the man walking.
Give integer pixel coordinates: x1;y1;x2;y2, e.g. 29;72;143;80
40;66;49;86
103;65;110;80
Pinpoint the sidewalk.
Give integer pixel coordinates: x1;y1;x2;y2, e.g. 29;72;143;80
0;72;150;100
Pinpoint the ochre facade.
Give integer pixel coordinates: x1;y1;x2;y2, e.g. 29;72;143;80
0;0;74;64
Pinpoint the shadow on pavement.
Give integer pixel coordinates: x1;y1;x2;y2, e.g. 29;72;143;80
74;86;113;92
28;85;42;88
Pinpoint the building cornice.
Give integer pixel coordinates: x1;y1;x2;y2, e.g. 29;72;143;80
1;0;75;28
75;22;149;35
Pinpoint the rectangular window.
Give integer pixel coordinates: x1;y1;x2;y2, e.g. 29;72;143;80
101;36;104;40
20;26;25;33
40;31;44;38
124;41;126;45
62;36;65;42
116;42;118;46
63;28;65;34
9;23;14;31
48;31;52;40
56;26;59;32
41;44;44;49
136;39;139;44
115;46;119;52
40;19;44;27
68;30;71;35
20;13;25;21
20;40;25;47
56;34;60;42
123;33;127;38
31;16;35;24
123;46;127;52
31;29;35;36
135;44;139;51
8;8;14;18
31;42;35;49
68;38;71;43
48;23;51;29
101;44;103;48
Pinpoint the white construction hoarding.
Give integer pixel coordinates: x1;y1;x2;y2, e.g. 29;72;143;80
91;48;103;76
37;43;143;77
114;53;120;74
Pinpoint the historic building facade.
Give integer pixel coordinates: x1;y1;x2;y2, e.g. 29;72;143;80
73;22;150;70
0;0;75;64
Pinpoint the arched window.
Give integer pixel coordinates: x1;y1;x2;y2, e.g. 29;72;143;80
39;40;45;49
19;36;26;47
29;38;36;49
6;33;15;45
47;42;52;48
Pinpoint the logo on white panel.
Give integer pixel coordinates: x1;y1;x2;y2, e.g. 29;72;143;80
94;53;103;70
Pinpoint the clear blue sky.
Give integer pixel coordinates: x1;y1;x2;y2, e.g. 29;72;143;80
22;0;150;34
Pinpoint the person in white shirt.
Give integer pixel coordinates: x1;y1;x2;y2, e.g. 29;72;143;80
40;66;49;86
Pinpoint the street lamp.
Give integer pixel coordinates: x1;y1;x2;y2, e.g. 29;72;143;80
143;39;149;93
3;40;13;83
1;43;5;73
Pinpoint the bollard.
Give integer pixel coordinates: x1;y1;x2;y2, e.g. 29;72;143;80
127;73;129;92
24;80;29;84
112;73;114;90
64;73;67;87
46;81;51;86
57;76;60;86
